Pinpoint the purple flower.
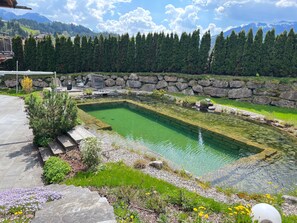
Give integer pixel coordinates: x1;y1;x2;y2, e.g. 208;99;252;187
0;187;62;214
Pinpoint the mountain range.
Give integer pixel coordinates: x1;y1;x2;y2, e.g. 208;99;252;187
0;9;51;23
223;21;297;36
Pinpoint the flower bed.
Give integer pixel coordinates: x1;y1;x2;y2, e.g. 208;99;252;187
0;187;62;222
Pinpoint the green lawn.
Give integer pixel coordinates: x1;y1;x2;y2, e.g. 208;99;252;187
170;93;297;127
65;162;297;223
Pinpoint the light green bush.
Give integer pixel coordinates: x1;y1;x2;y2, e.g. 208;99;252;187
80;137;101;170
43;157;71;184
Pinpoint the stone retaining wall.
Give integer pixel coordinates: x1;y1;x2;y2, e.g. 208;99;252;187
1;73;297;108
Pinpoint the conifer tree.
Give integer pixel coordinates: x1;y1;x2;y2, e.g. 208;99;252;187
73;35;81;72
274;31;287;76
198;31;211;73
210;32;226;74
261;29;275;76
242;29;255;76
224;31;238;75
24;36;37;70
253;28;263;75
283;29;295;76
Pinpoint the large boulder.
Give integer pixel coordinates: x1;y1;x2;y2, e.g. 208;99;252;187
188;80;198;87
127;80;142;88
177;78;187;83
253;96;272;105
129;73;139;80
167;86;179;93
139;76;158;84
229;81;245;88
176;82;188;91
198;79;211;87
228;88;252;99
253;89;279;97
141;84;156;92
116;78;125;86
182;88;194;96
192;84;203;93
157;75;164;81
212;80;229;88
5;80;17;88
149;161;163;170
104;78;116;87
264;82;278;90
156;80;168;89
246;81;263;89
164;76;178;82
271;99;296;108
204;87;229;97
279;91;297;101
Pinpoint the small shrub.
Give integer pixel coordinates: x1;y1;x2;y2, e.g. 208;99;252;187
21;76;33;94
80;137;101;170
83;88;93;95
43;157;71;184
133;159;147;169
152;89;166;98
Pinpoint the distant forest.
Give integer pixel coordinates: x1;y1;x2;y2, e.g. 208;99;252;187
3;28;297;77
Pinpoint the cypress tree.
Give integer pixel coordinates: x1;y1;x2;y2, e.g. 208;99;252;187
170;33;181;72
24;36;37;70
224;31;238;75
234;30;246;75
283;29;295;76
253;28;263;75
127;36;135;72
73;35;81;72
274;31;287;76
117;34;129;72
81;36;88;72
261;29;275;76
242;29;256;76
179;32;190;73
186;30;200;74
198;31;211;73
210;32;226;74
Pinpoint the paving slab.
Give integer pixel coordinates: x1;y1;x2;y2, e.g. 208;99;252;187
0;95;43;190
57;135;77;150
48;141;65;155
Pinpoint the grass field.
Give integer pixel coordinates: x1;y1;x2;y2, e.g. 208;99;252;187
171;93;297;127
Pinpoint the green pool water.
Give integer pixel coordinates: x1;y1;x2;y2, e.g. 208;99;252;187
81;103;257;176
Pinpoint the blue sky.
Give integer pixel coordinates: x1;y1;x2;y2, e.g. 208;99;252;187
10;0;297;35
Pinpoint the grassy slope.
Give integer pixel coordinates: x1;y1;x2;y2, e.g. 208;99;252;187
171;93;297;127
20;25;40;35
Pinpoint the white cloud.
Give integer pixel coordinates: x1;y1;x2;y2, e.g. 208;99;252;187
165;4;200;33
198;23;222;35
65;0;77;11
276;0;297;7
97;7;168;35
192;0;212;6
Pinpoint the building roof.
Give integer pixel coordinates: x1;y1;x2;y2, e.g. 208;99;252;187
0;0;31;10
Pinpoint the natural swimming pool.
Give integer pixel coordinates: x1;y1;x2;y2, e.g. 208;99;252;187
79;102;259;176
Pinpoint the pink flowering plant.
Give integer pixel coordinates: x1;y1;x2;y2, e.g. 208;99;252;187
0;187;62;222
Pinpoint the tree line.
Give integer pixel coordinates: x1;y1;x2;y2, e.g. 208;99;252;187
4;28;297;77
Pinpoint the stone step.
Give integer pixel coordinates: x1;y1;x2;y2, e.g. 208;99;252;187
48;141;65;155
32;185;116;223
67;126;95;143
38;147;53;164
57;135;77;150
